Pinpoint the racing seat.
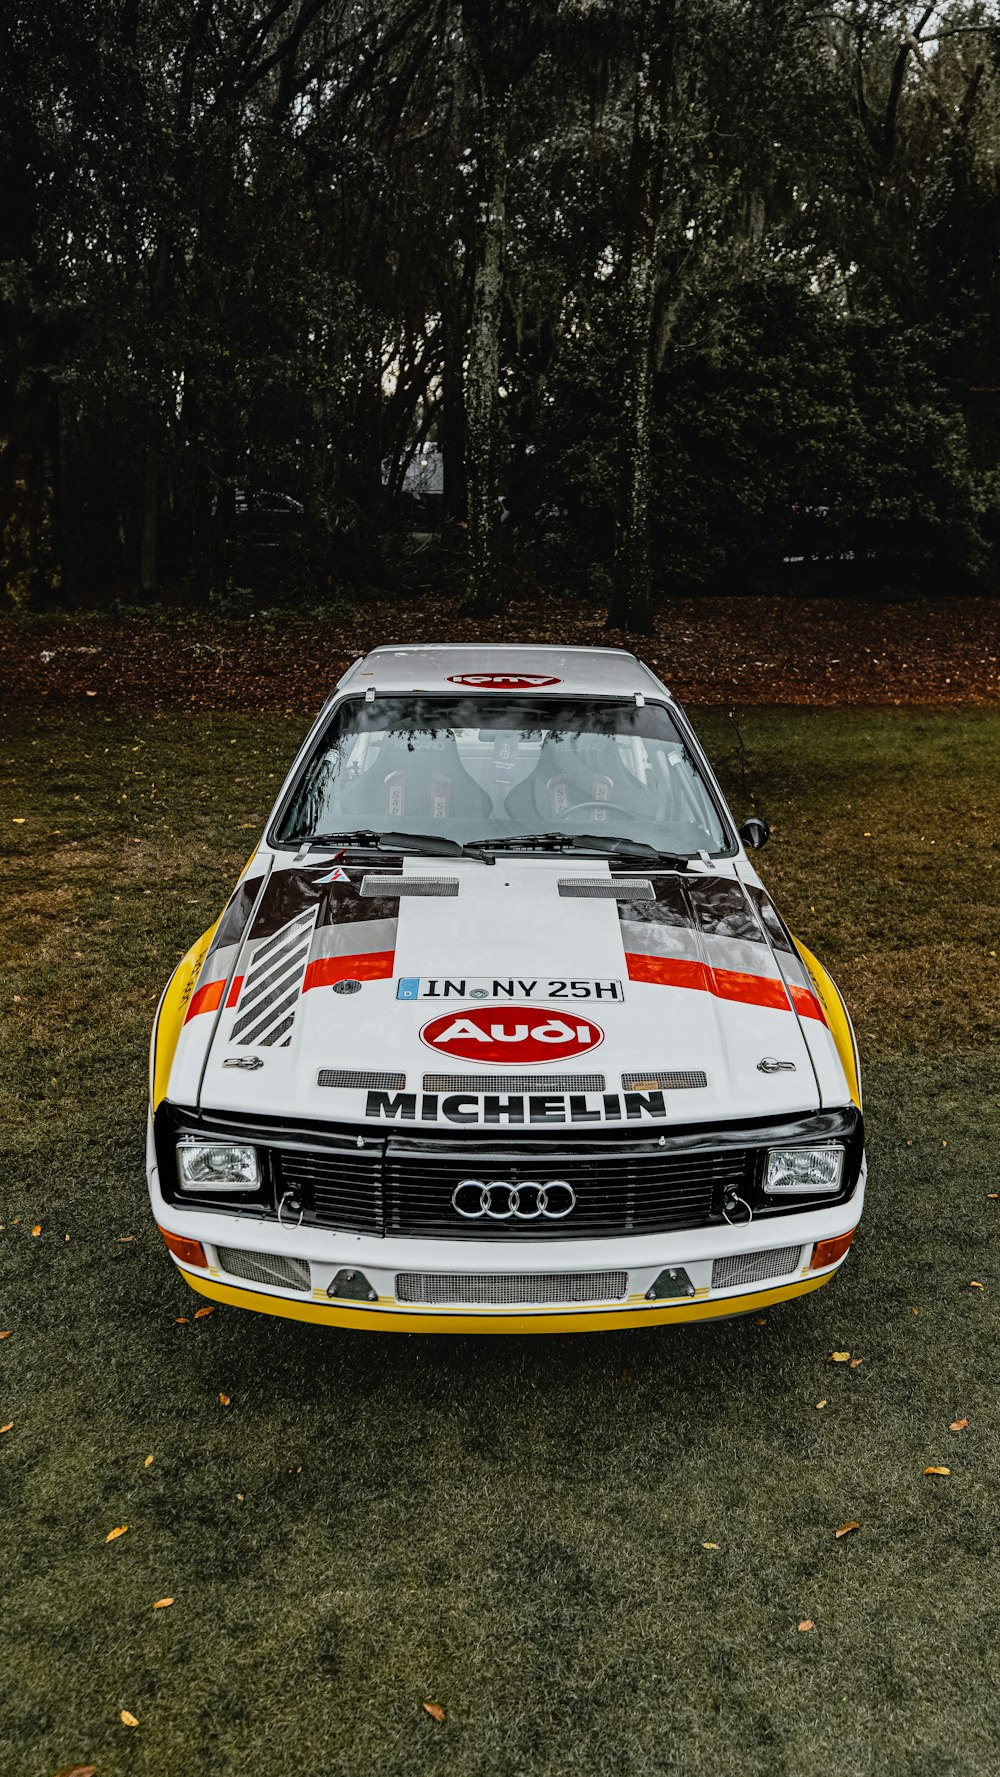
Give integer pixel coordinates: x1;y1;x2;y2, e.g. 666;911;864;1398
337;730;492;824
503;732;662;826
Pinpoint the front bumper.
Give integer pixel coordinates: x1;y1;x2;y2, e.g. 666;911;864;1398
148;1134;866;1333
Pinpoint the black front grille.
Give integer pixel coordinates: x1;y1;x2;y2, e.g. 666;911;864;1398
158;1102;862;1238
273;1137;748;1240
382;1142;748;1239
276;1145;382;1235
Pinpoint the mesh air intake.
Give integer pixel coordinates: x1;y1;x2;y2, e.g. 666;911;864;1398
395;1270;628;1307
711;1246;802;1289
214;1246;311;1292
622;1071;708;1091
361;875;459;896
422;1073;606;1093
558;878;654;899
318;1069;406;1090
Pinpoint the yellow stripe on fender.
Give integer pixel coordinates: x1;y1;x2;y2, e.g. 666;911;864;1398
792;937;861;1109
148;856;259;1111
175;1265;834;1333
150;919;221;1110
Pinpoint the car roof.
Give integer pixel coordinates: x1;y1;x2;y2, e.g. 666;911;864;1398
336;644;670;699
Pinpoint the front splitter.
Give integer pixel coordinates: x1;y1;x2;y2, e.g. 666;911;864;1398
175;1263;837;1334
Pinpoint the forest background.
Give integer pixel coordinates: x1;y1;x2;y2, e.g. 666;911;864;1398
3;0;999;636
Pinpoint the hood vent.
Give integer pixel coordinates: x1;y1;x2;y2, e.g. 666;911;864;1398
230;908;316;1048
318;1069;406;1091
622;1070;708;1090
423;1072;606;1093
558;878;654;899
361;874;459;897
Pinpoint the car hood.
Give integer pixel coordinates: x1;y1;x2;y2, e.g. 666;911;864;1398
170;854;849;1132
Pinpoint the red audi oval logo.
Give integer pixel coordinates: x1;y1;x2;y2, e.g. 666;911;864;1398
446;672;561;690
419;1005;603;1065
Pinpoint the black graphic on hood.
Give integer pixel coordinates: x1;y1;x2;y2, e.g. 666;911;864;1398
243;863;405;943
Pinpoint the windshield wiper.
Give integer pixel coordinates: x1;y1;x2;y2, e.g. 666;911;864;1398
292;829;494;864
467;832;688;868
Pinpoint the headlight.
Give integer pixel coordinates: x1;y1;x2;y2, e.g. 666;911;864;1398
763;1146;844;1196
176;1143;260;1193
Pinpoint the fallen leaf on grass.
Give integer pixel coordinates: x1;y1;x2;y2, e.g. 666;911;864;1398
701;1541;720;1550
422;1702;446;1722
31;1225;42;1237
923;1466;950;1476
969;1281;985;1290
755;1317;767;1325
118;1235;134;1243
0;1332;11;1340
816;1400;827;1409
12;818;25;825
144;1454;154;1467
797;1620;814;1632
152;1598;173;1610
50;1765;97;1776
1;1422;13;1434
105;1526;128;1543
850;1358;863;1369
912;1307;920;1316
620;1367;634;1381
219;1393;231;1406
829;1351;850;1362
194;1306;216;1320
120;1710;139;1727
835;1521;860;1538
174;1317;189;1324
949;1419;969;1431
988;1193;998;1200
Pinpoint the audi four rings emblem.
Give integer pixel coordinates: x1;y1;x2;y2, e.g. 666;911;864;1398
452;1178;576;1220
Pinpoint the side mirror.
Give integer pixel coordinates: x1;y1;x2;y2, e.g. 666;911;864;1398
739;817;770;851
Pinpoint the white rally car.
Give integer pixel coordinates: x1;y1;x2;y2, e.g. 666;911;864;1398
148;645;864;1333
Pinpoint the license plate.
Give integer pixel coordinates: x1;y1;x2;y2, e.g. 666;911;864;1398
395;976;624;1002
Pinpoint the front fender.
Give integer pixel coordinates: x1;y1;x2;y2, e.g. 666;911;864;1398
149;920;221;1111
792;937;861;1109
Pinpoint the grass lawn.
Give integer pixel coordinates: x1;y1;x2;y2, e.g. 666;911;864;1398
2;706;1000;1777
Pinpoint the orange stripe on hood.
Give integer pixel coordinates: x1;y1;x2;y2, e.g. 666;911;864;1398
183;979;226;1022
303;951;395;991
625;951;792;1014
787;980;827;1024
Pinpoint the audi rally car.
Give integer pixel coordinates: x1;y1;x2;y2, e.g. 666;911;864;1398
148;645;864;1333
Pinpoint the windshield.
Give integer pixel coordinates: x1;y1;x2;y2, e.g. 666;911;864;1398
274;694;732;855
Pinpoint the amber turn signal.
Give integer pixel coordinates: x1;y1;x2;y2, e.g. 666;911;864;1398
810;1227;857;1271
158;1225;208;1269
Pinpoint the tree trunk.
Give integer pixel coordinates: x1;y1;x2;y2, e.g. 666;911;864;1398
0;371;61;609
607;0;671;636
441;280;467;522
464;88;508;615
140;453;158;596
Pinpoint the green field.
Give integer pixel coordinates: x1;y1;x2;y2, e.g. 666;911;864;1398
3;708;1000;1777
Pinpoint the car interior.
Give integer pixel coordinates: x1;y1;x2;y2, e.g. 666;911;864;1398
282;703;728;853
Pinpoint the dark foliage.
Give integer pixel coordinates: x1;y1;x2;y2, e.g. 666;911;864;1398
1;1;998;624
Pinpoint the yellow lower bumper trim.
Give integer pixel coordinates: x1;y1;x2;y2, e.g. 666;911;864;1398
176;1265;835;1334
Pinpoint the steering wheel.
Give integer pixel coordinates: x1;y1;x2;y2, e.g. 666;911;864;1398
552;800;636;821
